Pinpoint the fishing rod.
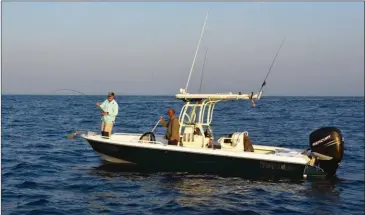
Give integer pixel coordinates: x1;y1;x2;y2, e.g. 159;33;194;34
151;119;160;133
53;88;96;103
258;36;286;94
199;48;209;93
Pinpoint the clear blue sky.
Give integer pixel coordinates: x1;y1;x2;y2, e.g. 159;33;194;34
2;2;364;96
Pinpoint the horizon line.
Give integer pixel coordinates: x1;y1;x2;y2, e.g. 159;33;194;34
1;93;364;98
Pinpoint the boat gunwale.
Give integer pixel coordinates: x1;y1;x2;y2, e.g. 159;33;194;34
81;134;310;165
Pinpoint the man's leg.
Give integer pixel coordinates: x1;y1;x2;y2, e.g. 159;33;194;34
168;139;178;145
104;122;114;137
101;121;105;136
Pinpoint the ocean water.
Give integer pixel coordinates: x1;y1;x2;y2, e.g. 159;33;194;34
1;95;364;215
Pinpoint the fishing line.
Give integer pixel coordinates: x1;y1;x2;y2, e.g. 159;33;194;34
53;90;165;139
52;88;101;139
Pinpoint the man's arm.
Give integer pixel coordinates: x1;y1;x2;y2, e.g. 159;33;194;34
160;117;168;127
97;100;107;112
108;103;119;117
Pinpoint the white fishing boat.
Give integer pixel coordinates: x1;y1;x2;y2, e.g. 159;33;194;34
81;10;344;180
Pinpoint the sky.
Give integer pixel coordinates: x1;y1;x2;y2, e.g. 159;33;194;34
1;2;364;96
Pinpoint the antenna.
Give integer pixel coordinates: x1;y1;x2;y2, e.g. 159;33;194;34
185;9;210;92
199;48;209;93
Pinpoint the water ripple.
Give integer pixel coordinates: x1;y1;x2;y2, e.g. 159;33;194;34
2;95;364;215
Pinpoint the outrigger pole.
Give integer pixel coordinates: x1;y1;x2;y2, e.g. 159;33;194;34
257;36;286;99
185;9;210;92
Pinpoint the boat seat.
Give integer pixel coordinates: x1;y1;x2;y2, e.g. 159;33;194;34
181;126;204;148
218;132;254;152
183;126;194;142
243;133;254;152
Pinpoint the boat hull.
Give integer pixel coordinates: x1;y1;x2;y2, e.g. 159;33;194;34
86;139;307;180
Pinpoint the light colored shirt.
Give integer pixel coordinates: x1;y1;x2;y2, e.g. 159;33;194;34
99;99;119;123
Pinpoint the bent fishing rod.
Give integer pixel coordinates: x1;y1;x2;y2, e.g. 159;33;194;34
52;89;97;103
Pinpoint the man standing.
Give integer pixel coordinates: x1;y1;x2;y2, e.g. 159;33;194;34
96;92;119;138
160;108;180;145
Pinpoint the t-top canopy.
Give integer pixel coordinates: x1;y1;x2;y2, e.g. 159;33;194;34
175;89;262;102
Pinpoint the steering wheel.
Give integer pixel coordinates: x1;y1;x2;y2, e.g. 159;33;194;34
139;132;156;143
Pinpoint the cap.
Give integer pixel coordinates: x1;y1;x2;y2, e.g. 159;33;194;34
108;92;115;96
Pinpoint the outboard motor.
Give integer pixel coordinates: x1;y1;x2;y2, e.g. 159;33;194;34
309;127;344;176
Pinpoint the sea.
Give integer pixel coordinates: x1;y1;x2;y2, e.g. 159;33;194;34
1;95;364;215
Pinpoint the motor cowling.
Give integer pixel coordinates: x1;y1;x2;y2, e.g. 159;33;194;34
309;127;344;176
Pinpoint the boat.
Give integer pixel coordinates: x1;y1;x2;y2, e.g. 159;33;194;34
80;10;344;180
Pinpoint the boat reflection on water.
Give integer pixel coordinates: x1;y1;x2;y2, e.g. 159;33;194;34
90;162;340;207
89;162;151;179
304;177;341;203
86;161;343;212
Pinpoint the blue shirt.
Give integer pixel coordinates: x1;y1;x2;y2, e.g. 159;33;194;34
99;99;119;123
